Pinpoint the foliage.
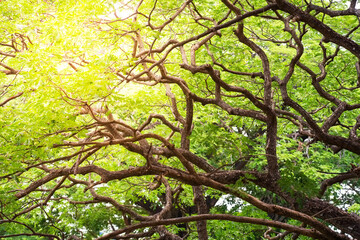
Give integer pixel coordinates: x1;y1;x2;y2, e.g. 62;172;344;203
0;0;360;239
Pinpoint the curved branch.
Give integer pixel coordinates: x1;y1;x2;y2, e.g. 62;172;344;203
319;167;360;197
0;92;23;107
96;214;331;240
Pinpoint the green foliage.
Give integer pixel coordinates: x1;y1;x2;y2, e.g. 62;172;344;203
0;0;359;239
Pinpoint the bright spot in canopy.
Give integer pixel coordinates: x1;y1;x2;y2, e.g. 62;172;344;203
113;2;134;19
99;1;135;21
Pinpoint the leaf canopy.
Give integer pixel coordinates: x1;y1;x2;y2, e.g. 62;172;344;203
0;0;359;239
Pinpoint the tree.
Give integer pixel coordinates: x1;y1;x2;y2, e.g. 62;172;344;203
0;0;360;239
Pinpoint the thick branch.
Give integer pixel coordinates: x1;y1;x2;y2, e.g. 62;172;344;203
96;214;330;240
275;0;360;59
